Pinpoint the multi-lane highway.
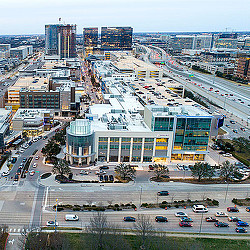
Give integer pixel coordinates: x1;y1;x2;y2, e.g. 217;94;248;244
143;45;250;122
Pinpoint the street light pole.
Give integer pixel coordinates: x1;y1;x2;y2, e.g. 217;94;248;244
55;199;58;233
139;186;143;208
224;182;229;203
199;212;204;234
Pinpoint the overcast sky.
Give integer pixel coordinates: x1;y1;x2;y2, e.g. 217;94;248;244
0;0;249;35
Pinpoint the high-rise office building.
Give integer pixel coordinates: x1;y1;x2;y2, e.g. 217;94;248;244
83;28;98;48
45;24;77;58
101;27;133;50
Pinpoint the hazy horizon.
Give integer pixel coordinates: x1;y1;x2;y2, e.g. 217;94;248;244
0;0;249;35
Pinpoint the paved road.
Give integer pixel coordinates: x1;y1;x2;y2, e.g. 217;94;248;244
41;205;250;235
143;45;250;122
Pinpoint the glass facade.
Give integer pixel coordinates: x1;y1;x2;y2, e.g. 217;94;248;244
101;27;133;50
67;132;94;157
174;117;211;151
45;24;59;55
83;28;98;48
152;117;174;131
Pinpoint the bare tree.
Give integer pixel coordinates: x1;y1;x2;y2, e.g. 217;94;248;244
170;193;176;203
220;161;243;181
133;214;154;249
107;200;113;206
86;212;110;249
86;199;93;206
86;212;130;250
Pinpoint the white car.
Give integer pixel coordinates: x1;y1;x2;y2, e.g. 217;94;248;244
80;170;89;175
33;163;37;168
46;221;58;226
29;170;35;176
2;171;10;177
223;153;232;157
215;212;228;217
175;212;188;217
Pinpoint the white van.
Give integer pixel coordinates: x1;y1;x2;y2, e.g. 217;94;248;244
65;214;79;221
192;205;208;213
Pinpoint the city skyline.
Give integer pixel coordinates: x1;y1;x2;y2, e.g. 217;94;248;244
0;0;249;35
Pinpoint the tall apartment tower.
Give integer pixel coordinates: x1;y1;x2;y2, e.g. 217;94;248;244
101;27;133;51
45;24;77;58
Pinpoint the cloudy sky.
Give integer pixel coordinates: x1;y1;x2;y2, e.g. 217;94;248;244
0;0;249;35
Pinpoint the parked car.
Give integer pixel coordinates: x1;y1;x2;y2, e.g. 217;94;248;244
99;175;103;182
179;222;192;227
99;166;109;170
148;165;154;170
228;217;241;222
223;153;232;157
29;170;35;176
214;222;229;227
175;212;188;217
123;217;136;222
215;212;228;217
14;174;19;182
80;170;89;175
22;158;27;162
35;156;40;160
109;175;114;182
2;171;10;177
157;191;169;196
104;175;109;181
155;216;168;222
246;207;250;212
235;227;247;233
227;207;239;212
205;217;218;222
237;221;249;227
33;163;37;168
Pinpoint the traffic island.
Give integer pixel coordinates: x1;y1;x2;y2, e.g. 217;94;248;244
51;203;137;212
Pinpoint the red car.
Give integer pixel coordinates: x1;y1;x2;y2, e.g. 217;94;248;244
179;222;192;227
227;207;239;212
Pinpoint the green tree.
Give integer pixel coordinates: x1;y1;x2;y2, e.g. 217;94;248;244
191;162;215;182
41;139;61;161
232;137;250;153
153;164;169;180
220;160;243;181
115;163;136;180
53;132;66;146
52;158;71;177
